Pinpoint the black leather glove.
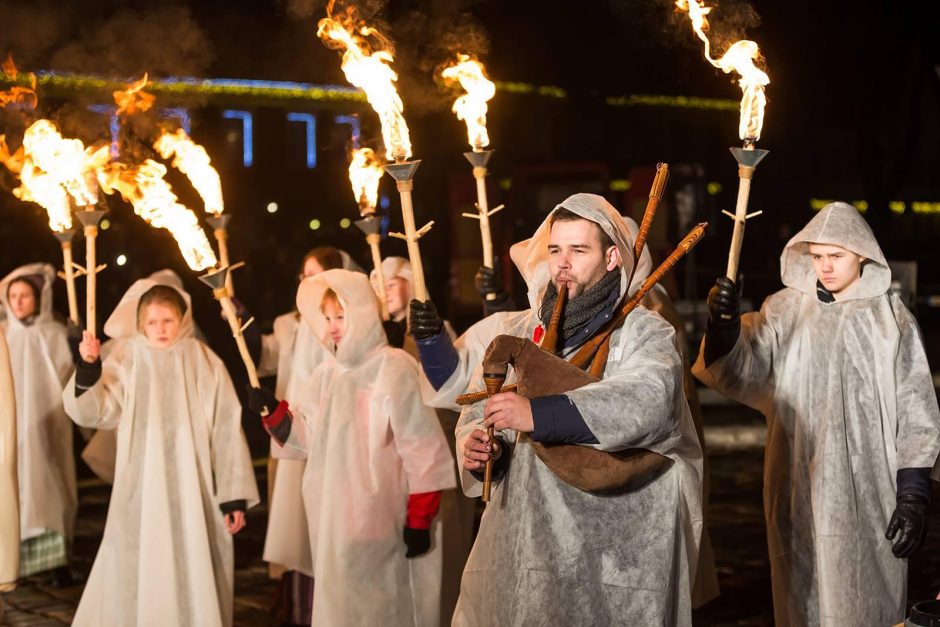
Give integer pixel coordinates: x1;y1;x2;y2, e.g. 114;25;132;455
707;277;740;325
408;299;443;341
247;386;279;416
66;319;84;365
403;526;431;558
474;266;501;299
886;494;929;558
703;277;742;367
382;319;406;349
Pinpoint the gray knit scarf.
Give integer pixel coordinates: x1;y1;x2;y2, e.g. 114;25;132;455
538;269;621;340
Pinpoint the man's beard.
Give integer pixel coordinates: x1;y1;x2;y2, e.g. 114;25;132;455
554;262;610;298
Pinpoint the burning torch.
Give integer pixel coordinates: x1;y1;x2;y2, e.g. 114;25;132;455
442;54;504;301
349;147;390;319
318;7;432;303
153;128;234;295
676;0;770;287
18;120;109;335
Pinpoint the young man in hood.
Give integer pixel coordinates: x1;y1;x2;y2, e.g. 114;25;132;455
693;201;940;626
411;193;704;626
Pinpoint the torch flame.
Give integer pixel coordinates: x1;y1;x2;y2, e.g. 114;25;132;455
317;5;411;161
676;0;769;142
99;160;217;271
114;73;155;116
154;128;225;216
441;54;496;151
14;160;73;232
0;54;38;110
20;120;108;209
348;147;384;214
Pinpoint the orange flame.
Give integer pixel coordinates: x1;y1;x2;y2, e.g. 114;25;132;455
99;160;217;271
0;135;24;174
114;73;155;116
154;128;224;216
676;0;769;142
21;120;106;208
441;54;496;151
317;6;411;161
0;54;38;110
14;160;73;232
348;147;384;213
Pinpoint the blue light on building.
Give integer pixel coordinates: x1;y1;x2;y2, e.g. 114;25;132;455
286;112;317;168
222;110;253;167
334;114;362;148
159;107;192;135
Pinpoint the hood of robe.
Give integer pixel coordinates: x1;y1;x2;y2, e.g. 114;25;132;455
0;263;56;330
369;256;414;302
297;269;386;368
781;202;890;301
511;193;638;310
103;276;194;344
339;250;365;274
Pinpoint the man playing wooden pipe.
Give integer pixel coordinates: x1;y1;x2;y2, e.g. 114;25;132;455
409;193;704;626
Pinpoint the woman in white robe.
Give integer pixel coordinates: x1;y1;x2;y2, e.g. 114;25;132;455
0;264;76;579
63;277;259;627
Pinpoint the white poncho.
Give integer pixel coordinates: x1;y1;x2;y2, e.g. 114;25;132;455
693;202;940;626
0;325;19;590
429;194;703;626
0;264;76;549
282;269;457;626
63;278;259;627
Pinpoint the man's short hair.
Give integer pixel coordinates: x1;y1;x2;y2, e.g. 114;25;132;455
549;208;616;250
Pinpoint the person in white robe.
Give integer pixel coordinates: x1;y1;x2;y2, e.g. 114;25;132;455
64;277;259;627
693;201;940;626
250;269;457;626
0;264;76;581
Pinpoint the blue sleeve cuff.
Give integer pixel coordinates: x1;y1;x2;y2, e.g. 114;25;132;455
416;329;459;391
530;395;599;445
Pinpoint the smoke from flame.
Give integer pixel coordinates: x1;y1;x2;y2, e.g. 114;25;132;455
348;147;384;213
154;128;224;216
676;0;769;142
441;54;495;151
99;159;217;271
317;4;411;161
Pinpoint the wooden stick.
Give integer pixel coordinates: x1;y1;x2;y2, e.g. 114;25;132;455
215;287;260;389
395;179;429;303
627;163;670;291
367;232;390;320
481;373;506;503
472;166;499;302
725;164;754;281
214;226;235;296
82;220;102;337
59;239;80;327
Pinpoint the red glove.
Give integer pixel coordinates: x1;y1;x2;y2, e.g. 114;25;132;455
406;491;442;530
